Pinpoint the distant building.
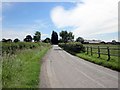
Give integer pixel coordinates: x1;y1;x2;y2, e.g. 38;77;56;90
84;40;101;44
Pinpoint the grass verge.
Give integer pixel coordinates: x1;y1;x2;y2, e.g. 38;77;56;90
76;53;119;72
2;45;51;88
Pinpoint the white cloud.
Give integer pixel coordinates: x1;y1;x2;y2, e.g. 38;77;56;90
41;34;49;39
51;0;119;40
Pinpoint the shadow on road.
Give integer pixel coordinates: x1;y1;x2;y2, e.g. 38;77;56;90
54;49;63;51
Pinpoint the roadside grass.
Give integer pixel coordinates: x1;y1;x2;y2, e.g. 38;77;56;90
2;44;51;88
59;43;119;71
76;52;119;71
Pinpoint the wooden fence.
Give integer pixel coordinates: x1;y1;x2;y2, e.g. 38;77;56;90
85;46;120;61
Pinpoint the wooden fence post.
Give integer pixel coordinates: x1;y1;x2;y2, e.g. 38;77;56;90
107;47;110;61
98;46;100;58
87;47;88;54
91;46;92;56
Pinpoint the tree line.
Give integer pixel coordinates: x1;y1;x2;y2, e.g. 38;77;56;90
2;31;41;43
1;30;85;44
2;30;118;44
51;30;84;44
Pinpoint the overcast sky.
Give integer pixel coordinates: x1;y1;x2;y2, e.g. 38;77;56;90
1;0;119;42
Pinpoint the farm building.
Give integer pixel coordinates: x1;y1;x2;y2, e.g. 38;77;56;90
84;40;101;44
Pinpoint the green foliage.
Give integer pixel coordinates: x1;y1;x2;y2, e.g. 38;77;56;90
51;31;58;44
24;35;32;42
2;43;51;88
76;37;84;43
2;42;43;55
76;44;120;71
43;37;51;43
59;31;74;43
13;38;20;43
76;53;119;71
112;40;117;44
59;42;85;54
2;39;12;42
33;31;41;42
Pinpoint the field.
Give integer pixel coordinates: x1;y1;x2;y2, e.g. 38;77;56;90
76;44;120;71
1;42;51;88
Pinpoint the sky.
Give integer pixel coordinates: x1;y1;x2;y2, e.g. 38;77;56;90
1;0;119;42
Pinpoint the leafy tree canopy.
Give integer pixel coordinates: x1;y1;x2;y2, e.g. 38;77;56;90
76;37;84;44
59;30;74;43
24;35;32;42
33;31;41;42
43;38;51;43
14;38;20;43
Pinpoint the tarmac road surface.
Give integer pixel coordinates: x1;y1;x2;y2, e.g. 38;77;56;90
39;45;118;88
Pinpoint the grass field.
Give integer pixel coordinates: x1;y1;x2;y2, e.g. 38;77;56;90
83;44;119;55
2;42;51;88
76;44;120;71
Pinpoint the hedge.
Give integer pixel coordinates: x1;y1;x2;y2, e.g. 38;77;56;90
58;42;85;54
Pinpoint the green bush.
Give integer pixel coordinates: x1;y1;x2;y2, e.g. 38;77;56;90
59;42;85;54
2;42;50;55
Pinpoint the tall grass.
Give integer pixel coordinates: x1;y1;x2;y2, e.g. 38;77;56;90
2;43;51;88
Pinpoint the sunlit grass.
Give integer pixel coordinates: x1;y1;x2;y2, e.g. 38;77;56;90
76;52;119;71
2;44;51;88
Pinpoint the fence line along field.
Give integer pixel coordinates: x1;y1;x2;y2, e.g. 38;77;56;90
76;44;120;71
85;45;119;60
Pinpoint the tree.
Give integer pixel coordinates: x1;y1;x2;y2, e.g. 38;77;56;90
14;38;20;42
101;41;105;44
2;38;7;42
67;32;74;42
7;39;12;42
59;31;74;43
58;39;63;43
76;37;84;44
24;35;32;42
2;38;12;42
51;31;58;44
60;31;68;43
43;38;51;43
33;31;41;42
112;40;116;44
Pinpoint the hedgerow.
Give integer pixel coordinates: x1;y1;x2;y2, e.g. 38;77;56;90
59;42;85;54
2;42;49;55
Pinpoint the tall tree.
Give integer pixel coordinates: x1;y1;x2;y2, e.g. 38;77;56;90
51;31;58;44
67;32;74;42
76;37;84;43
59;31;74;43
33;31;41;42
60;31;68;43
24;35;32;42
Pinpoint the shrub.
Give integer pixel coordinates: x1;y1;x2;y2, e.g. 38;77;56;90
59;42;85;54
2;42;49;55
